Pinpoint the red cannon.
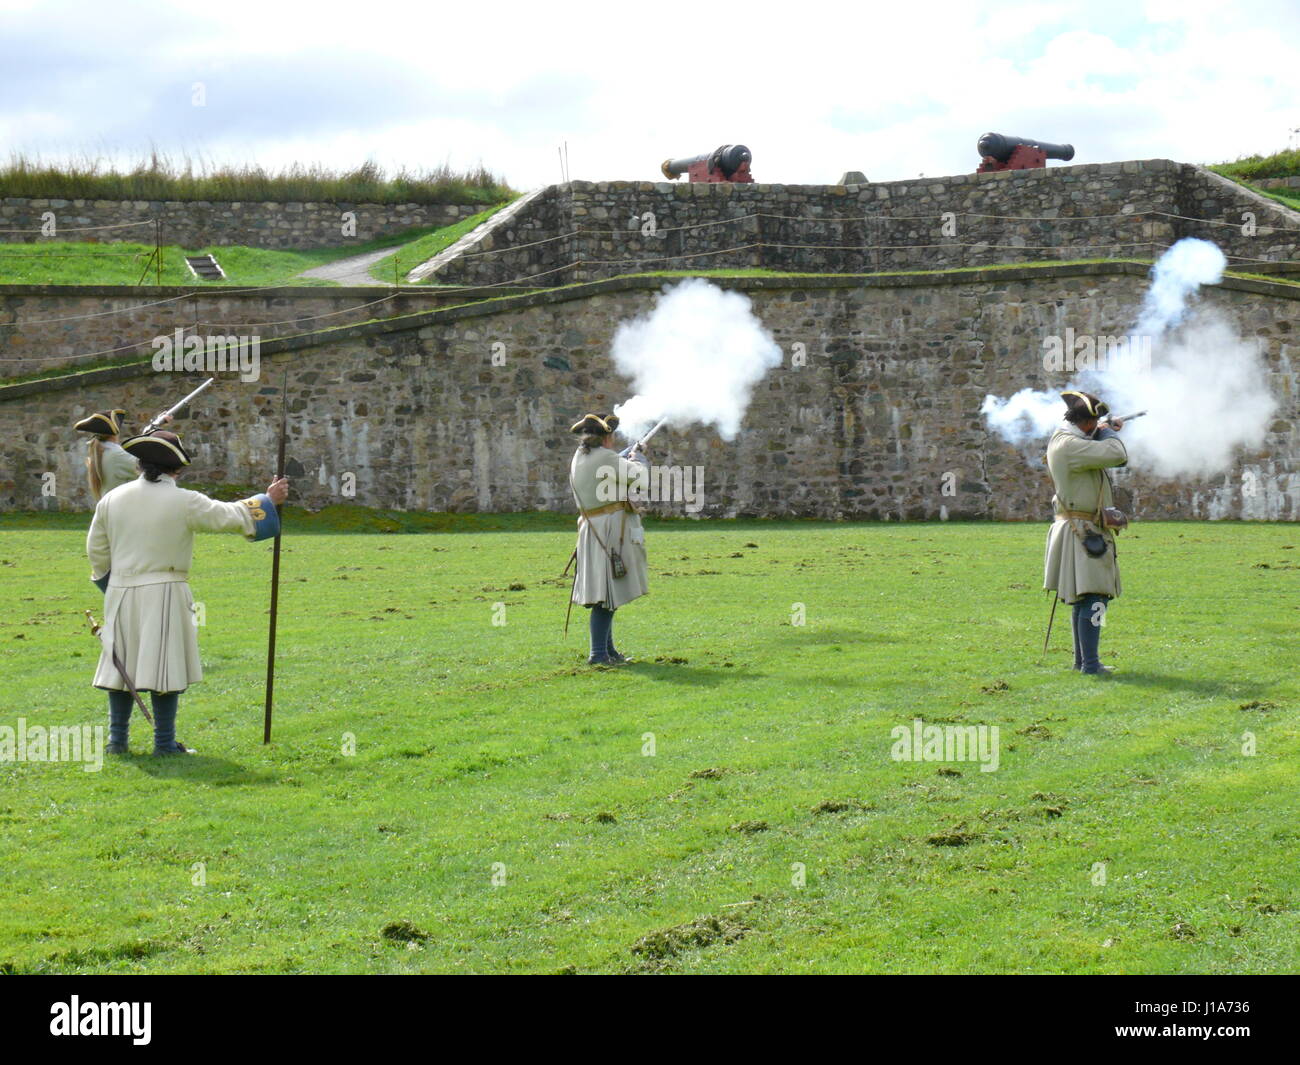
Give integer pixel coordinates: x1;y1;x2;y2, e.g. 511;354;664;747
661;144;754;183
976;132;1075;173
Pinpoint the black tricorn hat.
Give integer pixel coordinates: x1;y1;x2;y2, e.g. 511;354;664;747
1061;390;1110;421
74;409;127;436
121;430;191;469
570;412;620;435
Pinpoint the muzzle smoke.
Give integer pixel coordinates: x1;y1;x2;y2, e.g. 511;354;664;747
981;238;1277;478
612;279;783;442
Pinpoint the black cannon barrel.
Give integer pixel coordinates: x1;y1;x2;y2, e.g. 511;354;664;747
662;154;709;178
977;132;1075;163
661;144;752;179
712;143;752;177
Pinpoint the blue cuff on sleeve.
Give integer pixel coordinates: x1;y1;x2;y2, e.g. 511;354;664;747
243;493;281;542
1094;426;1119;440
92;572;110;593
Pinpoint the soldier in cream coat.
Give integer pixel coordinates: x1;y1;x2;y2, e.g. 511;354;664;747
569;413;649;665
74;409;140;500
1043;391;1128;675
87;431;288;754
74;407;175;500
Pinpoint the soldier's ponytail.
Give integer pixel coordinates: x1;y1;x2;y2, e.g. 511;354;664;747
86;438;105;499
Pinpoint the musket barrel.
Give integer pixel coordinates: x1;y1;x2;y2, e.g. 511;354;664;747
638;418;668;447
146;376;215;432
167;376;215;416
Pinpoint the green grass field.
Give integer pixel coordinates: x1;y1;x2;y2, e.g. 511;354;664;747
0;221;490;288
367;204;509;284
0;515;1295;974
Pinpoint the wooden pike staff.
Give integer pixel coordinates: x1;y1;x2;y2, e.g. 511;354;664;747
263;372;288;744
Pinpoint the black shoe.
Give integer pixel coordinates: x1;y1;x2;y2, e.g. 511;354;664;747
1081;665;1114;676
153;741;196;756
106;742;130;755
607;650;630;664
587;654;614;667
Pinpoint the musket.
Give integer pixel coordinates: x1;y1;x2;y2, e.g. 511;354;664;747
85;610;153;724
143;377;215;434
1099;409;1147;426
619;417;667;458
263;372;288;744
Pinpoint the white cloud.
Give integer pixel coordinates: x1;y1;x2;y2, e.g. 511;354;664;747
3;0;1297;188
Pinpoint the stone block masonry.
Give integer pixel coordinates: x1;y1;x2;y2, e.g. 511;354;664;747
0;199;489;250
2;264;1296;522
415;160;1300;287
0;284;532;378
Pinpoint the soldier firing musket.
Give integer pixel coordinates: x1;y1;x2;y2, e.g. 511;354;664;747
566;412;652;666
1042;391;1131;675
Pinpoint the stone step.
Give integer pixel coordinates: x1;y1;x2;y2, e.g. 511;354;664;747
185;253;225;281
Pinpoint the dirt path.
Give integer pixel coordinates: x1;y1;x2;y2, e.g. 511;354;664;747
297;247;398;285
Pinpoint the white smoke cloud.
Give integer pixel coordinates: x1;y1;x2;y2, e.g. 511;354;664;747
980;388;1064;448
611;279;783;443
1132;235;1225;335
982;237;1277;480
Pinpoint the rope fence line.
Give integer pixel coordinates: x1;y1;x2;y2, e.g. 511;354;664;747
0;281;496;332
196;293;402;329
7;252;1300;370
0;285;279;325
473;240;1178;279
3;204;1300;362
0;218;158;235
436;208;1168;262
3;200;1283;258
398;213;1300;270
0;292;423;362
737;239;1165;254
7;233;1300;352
1147;209;1300;234
0;330;196;364
756;207;1170;224
0;202;1295;296
11;235;1300;362
0;245;1187;366
0;250;158;259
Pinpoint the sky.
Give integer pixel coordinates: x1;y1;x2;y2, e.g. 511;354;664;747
2;0;1298;189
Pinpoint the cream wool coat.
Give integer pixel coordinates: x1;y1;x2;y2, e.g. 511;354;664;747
92;441;139;498
569;446;649;610
1043;422;1128;603
87;475;264;692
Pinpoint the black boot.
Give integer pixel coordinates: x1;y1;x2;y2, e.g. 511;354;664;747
587;606;614;666
107;690;133;754
1069;600;1083;671
151;692;195;755
1077;594;1113;675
